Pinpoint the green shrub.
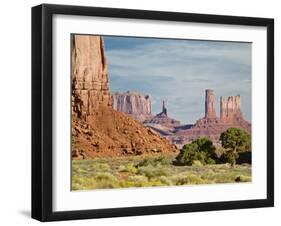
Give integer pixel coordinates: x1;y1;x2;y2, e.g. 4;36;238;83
214;146;225;160
172;174;205;185
175;137;217;166
192;160;203;167
137;165;170;179
126;175;149;187
94;172;117;181
118;163;138;174
175;142;198;165
220;128;251;153
92;163;111;171
154;155;171;165
71;176;97;190
136;155;171;167
220;151;239;166
157;176;173;186
92;172;119;189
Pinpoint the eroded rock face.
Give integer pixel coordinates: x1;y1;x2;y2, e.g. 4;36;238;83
72;35;112;118
205;89;216;118
220;95;242;123
112;91;153;122
170;91;251;146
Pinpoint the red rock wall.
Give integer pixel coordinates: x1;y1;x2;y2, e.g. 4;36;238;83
220;95;242;123
72;35;112;118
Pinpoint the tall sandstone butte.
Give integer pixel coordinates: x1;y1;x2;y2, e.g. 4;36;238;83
220;95;242;123
72;35;112;118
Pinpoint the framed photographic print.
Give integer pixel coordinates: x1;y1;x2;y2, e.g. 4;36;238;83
32;4;274;222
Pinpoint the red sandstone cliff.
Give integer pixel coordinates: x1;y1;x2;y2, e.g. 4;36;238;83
72;35;112;118
205;89;217;118
220;95;243;123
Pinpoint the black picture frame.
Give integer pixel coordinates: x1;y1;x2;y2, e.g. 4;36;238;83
32;3;274;222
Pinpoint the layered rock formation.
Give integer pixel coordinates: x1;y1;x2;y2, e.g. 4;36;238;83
72;35;112;118
172;90;251;145
220;95;242;123
144;100;181;129
71;35;178;158
112;91;153;122
205;89;217;118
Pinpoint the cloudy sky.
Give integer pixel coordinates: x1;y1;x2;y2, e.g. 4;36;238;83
104;36;252;124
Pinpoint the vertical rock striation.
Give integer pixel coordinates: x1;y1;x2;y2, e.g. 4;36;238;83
72;35;112;118
205;89;216;118
112;91;153;121
220;95;242;123
173;90;251;145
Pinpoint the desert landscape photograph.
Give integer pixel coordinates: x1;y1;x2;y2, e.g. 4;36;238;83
71;34;252;190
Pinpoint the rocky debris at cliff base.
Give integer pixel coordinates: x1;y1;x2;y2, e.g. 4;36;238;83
72;106;178;158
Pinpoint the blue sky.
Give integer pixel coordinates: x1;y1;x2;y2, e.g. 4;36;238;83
104;36;252;124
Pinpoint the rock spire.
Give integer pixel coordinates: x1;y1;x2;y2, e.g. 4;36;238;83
205;89;216;118
162;100;167;116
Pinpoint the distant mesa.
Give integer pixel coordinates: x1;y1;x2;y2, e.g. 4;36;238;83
113;96;182;136
220;95;243;123
112;91;153;122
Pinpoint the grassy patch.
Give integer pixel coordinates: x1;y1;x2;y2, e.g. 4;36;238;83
72;155;251;190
